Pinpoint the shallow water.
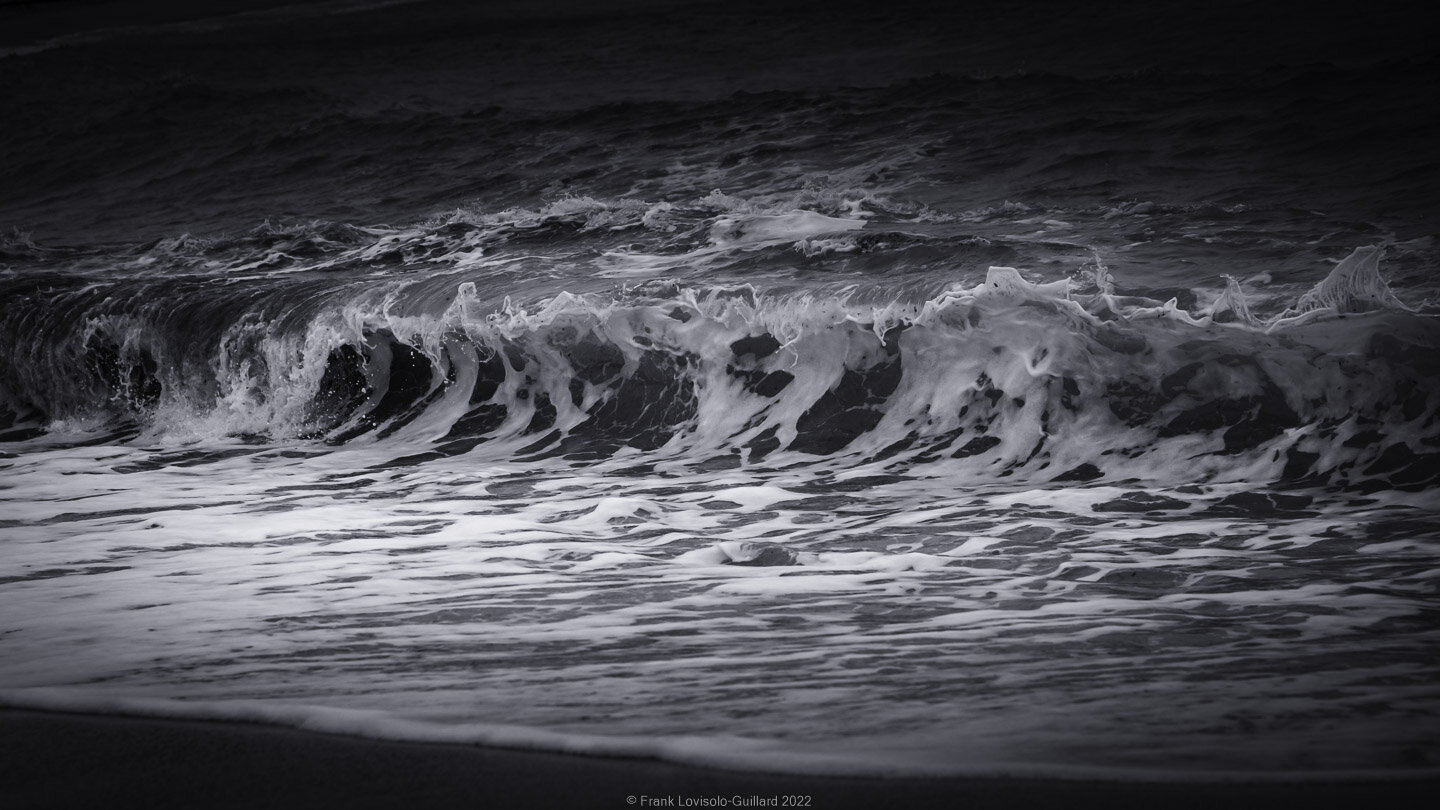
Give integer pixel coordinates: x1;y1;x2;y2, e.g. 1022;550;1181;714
3;427;1438;776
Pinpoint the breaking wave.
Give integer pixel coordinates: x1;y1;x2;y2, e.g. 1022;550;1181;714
3;242;1435;491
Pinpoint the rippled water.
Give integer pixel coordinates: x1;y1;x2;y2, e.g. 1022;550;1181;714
4;430;1438;775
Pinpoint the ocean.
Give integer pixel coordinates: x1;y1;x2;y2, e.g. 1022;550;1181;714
1;0;1437;780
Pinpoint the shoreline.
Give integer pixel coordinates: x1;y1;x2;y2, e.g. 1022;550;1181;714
3;709;1436;809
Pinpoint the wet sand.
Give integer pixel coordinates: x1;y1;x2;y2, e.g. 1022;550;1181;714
2;709;1434;809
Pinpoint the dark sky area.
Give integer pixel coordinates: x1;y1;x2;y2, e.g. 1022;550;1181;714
5;0;1434;90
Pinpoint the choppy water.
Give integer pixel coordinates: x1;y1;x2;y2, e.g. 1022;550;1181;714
1;0;1438;780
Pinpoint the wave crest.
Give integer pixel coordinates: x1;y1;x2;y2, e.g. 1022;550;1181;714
2;246;1434;490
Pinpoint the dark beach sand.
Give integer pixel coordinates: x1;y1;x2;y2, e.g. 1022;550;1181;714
1;709;1433;810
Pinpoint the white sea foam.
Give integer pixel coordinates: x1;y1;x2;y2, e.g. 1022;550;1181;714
2;236;1437;779
2;417;1438;777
